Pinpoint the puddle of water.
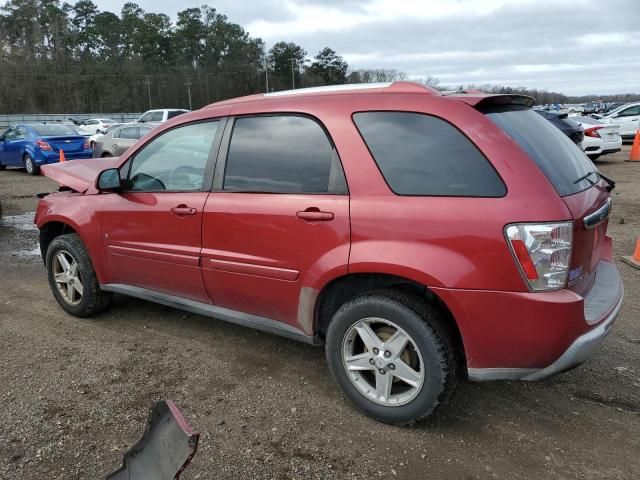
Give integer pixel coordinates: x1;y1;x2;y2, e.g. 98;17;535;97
1;212;37;231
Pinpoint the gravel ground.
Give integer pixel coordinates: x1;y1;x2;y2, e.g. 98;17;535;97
0;147;639;479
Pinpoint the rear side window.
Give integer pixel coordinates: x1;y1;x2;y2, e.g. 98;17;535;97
353;112;506;197
167;110;186;119
223;115;347;194
118;127;140;140
152;112;164;122
484;106;594;196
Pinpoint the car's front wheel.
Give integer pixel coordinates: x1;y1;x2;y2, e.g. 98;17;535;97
46;233;112;317
24;154;39;175
325;290;459;425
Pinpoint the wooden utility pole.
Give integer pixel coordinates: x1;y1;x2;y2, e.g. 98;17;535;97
185;77;193;110
143;76;152;109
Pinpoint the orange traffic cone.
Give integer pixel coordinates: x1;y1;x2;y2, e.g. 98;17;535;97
622;238;640;269
59;149;65;162
628;130;640;162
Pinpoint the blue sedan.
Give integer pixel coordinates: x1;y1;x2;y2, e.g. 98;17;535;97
0;123;93;175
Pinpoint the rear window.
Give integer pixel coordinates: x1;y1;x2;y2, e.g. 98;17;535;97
167;110;186;119
353;112;506;197
31;124;76;136
484;106;595;196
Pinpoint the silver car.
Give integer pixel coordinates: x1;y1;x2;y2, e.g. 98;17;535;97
93;124;157;157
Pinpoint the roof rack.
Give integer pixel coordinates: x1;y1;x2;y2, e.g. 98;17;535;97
263;81;438;97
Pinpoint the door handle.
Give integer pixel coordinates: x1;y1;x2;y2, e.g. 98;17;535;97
171;205;197;216
296;208;334;222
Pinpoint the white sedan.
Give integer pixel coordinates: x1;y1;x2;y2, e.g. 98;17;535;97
77;118;119;135
578;116;622;160
592;102;640;140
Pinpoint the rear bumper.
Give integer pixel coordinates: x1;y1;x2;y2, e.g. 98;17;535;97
434;261;623;381
582;138;622;156
36;151;93;164
470;262;623;380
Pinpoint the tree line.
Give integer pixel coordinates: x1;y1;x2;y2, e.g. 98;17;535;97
0;0;637;114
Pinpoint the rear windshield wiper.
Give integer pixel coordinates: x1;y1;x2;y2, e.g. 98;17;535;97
573;170;598;186
573;170;615;192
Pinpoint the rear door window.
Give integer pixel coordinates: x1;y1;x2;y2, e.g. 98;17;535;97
118;127;140;140
484;106;595;196
353;112;506;197
152;112;164;122
223;115;347;194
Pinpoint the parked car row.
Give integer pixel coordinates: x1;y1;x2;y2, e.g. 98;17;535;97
0;108;190;174
534;110;622;160
0;123;92;175
592;101;640;140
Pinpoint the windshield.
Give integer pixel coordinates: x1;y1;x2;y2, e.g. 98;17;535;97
484;106;597;196
30;124;77;136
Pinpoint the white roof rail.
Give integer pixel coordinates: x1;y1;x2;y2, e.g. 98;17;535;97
264;82;393;97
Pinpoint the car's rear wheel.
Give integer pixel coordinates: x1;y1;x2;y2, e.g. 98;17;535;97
325;290;458;425
0;158;5;170
24;154;39;175
46;233;112;317
101;152;112;157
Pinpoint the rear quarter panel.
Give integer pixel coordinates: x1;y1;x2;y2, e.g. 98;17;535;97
223;92;572;292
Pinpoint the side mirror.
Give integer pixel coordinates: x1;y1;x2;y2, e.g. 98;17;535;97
97;168;122;192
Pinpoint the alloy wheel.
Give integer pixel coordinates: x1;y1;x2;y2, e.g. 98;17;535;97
25;156;34;174
342;317;424;406
52;250;84;305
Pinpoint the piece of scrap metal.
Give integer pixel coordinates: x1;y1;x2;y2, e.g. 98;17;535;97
107;400;199;480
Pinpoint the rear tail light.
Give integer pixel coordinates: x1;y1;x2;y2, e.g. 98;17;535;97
36;139;52;151
505;222;573;291
584;126;602;138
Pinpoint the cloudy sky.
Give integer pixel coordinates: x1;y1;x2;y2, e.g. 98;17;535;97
95;0;639;95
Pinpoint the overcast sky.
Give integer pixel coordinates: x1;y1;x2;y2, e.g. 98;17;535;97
95;0;639;95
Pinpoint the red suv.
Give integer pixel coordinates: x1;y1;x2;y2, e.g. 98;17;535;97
35;82;623;424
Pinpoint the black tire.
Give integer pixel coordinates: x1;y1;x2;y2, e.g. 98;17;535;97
24;154;39;175
325;289;459;425
0;158;5;170
46;233;112;317
101;152;113;158
587;154;600;161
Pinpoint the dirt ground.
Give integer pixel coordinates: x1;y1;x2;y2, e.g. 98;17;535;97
0;146;638;480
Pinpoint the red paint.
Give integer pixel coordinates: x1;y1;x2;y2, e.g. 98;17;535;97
35;82;621;372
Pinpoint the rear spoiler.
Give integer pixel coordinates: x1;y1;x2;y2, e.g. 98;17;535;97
447;93;536;110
